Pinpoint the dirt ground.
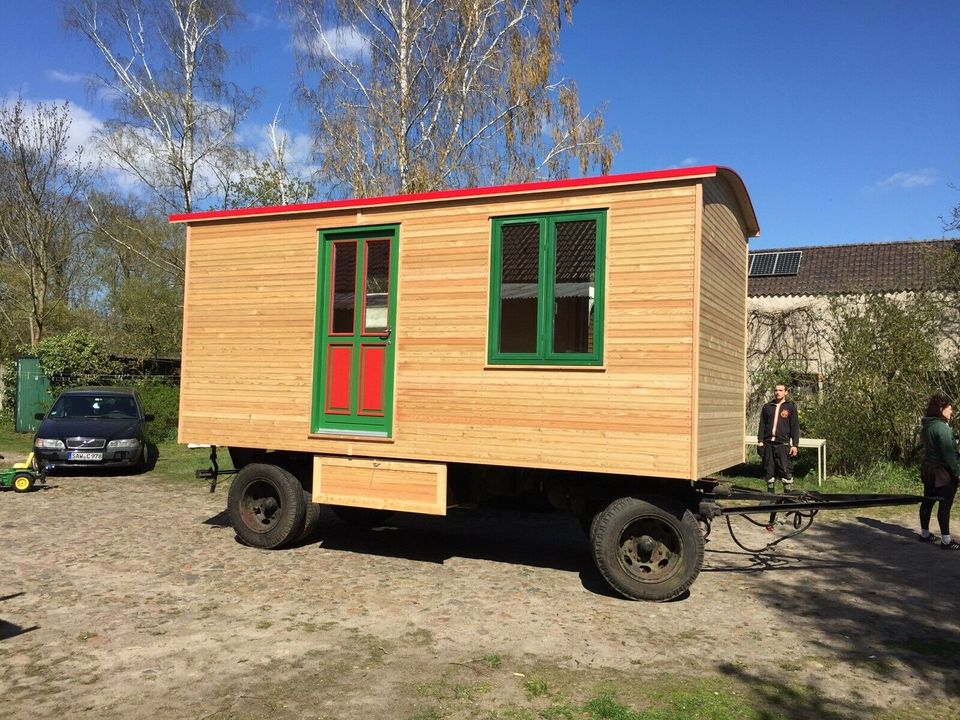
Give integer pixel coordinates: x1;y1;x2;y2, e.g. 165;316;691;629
2;468;959;719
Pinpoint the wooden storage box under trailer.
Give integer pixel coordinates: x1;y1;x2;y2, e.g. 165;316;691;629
172;165;760;601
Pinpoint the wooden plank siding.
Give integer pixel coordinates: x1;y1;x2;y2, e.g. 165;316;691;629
179;176;752;482
696;178;750;476
313;456;447;515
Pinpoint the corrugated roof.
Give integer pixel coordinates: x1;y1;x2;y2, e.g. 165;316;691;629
748;239;960;297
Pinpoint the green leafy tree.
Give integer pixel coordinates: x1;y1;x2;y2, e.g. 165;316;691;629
34;329;122;392
0;96;93;347
108;277;183;362
227;110;315;208
84;191;184;361
228;159;314;209
805;295;960;473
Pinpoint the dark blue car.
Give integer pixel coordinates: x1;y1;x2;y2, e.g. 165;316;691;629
33;387;154;470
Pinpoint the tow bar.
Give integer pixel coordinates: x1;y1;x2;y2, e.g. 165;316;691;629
696;482;927;553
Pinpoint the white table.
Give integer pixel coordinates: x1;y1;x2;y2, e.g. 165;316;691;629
745;435;827;486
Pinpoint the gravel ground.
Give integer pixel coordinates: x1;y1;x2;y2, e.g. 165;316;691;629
1;471;959;719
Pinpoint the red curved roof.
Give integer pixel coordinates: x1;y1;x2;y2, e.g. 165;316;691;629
169;165;759;236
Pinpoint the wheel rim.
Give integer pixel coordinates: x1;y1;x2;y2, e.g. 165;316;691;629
616;516;683;583
14;476;31;491
238;479;283;534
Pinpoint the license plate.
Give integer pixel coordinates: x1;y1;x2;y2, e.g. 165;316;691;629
68;452;103;461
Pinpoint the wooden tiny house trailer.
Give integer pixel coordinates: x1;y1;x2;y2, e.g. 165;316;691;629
172;166;760;601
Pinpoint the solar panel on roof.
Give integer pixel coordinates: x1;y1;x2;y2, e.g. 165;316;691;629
748;250;803;277
749;253;777;276
774;251;802;275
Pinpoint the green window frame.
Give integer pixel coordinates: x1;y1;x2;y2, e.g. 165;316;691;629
488;209;606;366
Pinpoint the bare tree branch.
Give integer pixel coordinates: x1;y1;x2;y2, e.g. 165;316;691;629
287;0;619;196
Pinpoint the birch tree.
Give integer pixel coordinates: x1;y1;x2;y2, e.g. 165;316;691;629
63;0;256;212
287;0;620;197
227;110;315;208
0;97;92;348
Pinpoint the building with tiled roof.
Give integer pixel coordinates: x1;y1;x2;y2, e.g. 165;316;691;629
745;238;959;404
748;239;958;297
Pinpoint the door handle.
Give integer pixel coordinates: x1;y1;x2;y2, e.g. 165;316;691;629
379;327;392;341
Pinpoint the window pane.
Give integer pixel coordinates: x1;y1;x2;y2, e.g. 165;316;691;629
499;222;540;354
363;239;390;333
331;242;357;334
552;219;596;354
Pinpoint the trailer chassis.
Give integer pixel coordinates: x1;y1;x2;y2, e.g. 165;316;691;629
194;446;930;601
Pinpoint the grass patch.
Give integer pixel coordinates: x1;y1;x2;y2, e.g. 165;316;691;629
523;678;550;698
0;413;34;457
416;680;490;702
482;653;503;669
718;455;920;510
149;440;214;483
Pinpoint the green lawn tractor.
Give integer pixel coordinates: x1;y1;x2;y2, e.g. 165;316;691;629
0;452;45;493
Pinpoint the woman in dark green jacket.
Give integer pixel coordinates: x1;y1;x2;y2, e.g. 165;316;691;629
919;394;960;549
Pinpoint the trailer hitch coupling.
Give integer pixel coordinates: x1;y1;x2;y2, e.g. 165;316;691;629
194;445;237;493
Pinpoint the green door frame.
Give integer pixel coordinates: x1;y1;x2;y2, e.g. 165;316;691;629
311;225;399;436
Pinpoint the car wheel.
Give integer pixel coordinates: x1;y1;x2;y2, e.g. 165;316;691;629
13;472;35;493
227;463;306;549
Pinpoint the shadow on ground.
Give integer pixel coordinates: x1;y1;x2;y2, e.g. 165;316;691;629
718;663;876;719
0;592;39;641
204;499;960;699
314;507;590;574
707;512;960;698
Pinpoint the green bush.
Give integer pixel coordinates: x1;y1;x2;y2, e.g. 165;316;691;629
133;381;180;444
0;358;15;414
35;329;122;391
804;295;960;473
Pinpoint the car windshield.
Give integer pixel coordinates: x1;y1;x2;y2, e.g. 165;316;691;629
48;394;139;420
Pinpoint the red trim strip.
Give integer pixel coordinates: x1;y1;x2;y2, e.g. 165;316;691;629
169;165;735;223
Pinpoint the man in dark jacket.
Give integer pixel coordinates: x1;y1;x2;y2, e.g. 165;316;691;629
757;383;800;492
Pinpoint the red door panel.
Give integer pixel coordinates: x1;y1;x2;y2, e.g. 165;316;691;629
358;344;386;416
325;345;353;414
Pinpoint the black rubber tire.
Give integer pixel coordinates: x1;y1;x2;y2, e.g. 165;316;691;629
12;472;34;493
331;505;392;528
590;495;704;602
133;444;149;474
298;489;324;542
228;463;306;549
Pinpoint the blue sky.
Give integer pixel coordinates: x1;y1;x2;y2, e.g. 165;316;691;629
2;0;958;250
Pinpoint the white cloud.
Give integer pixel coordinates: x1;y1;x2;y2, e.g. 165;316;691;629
873;168;938;190
678;156;699;167
296;25;369;61
48;70;86;84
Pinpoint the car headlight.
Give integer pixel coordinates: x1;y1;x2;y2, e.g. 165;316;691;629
35;438;65;450
107;439;141;449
